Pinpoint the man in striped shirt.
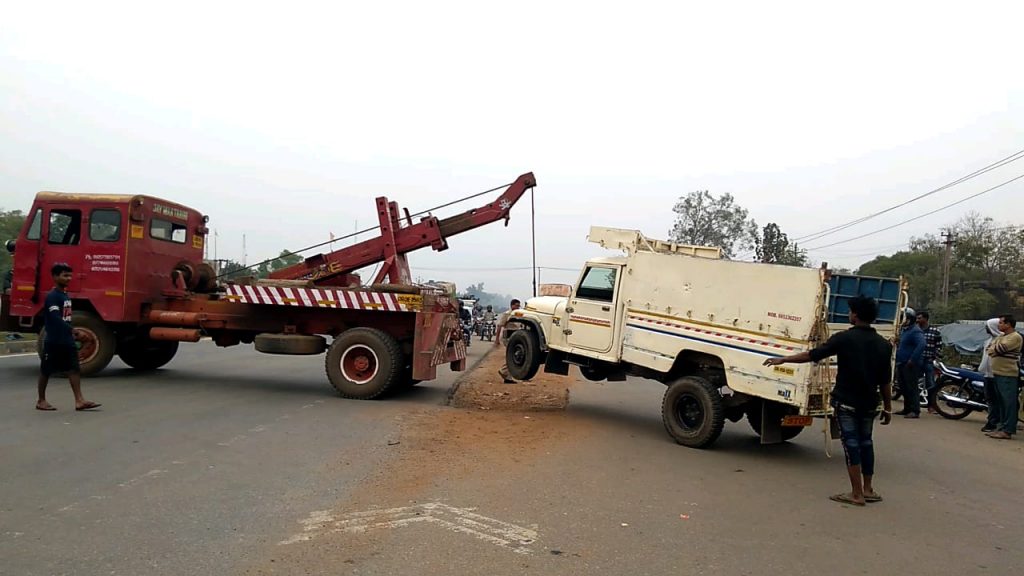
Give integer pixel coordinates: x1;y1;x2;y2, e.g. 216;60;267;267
917;312;943;414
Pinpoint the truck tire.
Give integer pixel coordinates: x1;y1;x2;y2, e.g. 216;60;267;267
38;310;116;377
118;338;179;370
580;364;610;382
746;402;804;441
255;333;327;355
325;328;402;399
505;330;542;381
662;376;725;449
388;362;422;394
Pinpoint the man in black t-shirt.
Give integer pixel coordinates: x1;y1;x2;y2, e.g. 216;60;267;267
36;263;101;412
764;295;892;507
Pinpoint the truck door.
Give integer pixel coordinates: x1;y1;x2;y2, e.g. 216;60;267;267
9;208;44;312
40;206;86;294
567;265;620;353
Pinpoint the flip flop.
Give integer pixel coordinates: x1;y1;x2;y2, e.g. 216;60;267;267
829;493;866;507
75;402;102;411
864;493;884;503
35;404;57;411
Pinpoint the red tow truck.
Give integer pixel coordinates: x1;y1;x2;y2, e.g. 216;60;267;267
1;173;536;398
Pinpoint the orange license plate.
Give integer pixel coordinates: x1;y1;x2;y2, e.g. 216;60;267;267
782;415;813;427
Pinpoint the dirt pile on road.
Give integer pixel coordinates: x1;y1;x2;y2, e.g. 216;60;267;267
450;347;573;411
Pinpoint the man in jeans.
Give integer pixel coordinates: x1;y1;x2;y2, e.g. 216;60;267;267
765;296;892;506
895;312;926;418
985;314;1022;440
917;311;942;414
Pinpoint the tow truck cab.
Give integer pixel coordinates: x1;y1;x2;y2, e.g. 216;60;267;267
3;192;207;331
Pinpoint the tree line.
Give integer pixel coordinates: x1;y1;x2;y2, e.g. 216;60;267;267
668;191;1023;322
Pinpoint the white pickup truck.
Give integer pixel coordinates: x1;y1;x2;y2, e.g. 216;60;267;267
506;227;905;449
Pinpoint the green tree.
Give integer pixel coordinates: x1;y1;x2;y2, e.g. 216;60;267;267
754;222;808;266
218;260;251;281
1;209;27;279
669;191;757;259
929;288;999;324
269;250;302;272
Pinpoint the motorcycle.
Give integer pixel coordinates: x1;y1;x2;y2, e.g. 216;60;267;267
480;320;496;342
934;362;1024;423
933;361;988;420
461;318;474;349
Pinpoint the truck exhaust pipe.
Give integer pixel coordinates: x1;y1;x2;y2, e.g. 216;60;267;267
145;311;202;327
149;327;202;342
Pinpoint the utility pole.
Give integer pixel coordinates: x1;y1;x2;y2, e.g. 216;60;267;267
940;229;956;306
531;187;538;298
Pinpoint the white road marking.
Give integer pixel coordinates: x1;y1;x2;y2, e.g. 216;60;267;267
280;502;538;554
0;353;37;359
217;434;247;447
118;469;166;488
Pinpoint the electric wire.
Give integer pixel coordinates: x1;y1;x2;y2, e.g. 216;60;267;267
791;148;1024;244
735;148;1024;260
800;172;1024;251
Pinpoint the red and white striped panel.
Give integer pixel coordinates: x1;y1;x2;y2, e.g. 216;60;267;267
223;285;416;312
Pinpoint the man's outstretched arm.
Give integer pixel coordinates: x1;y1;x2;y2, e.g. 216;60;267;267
763;351;813;366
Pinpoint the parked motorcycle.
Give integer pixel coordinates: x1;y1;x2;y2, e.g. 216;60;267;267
934;361;1024;423
933;361;988;420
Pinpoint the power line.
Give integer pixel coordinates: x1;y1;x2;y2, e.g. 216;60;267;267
791;148;1024;244
806;242;909;256
801;172;1024;252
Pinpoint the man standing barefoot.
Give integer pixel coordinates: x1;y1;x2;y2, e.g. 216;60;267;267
764;296;892;506
36;263;101;412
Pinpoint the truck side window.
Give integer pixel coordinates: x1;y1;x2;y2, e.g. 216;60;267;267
48;209;81;245
150;218;187;244
89;209;122;242
576;267;617;302
25;209;43;240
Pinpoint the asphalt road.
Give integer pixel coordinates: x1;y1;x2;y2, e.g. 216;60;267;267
1;342;1022;576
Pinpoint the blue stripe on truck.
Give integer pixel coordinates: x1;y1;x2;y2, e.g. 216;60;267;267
625;323;786;358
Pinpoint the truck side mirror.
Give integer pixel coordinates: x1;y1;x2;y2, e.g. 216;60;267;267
4;239;14;254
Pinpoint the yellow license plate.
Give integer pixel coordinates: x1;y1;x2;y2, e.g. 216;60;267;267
782;415;813;427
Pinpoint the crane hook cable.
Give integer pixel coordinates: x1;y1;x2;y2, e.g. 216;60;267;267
214;180;516;279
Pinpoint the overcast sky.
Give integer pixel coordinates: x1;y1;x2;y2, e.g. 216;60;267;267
2;1;1022;300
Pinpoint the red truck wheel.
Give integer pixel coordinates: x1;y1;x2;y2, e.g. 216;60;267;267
118;338;179;370
325;328;402;399
38;311;116;377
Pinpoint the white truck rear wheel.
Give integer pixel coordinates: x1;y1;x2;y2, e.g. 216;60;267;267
662;376;725;448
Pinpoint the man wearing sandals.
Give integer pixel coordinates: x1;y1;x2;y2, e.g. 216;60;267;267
764;295;892;507
36;263;101;412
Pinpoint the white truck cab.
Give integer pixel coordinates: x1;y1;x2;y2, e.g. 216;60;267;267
507;226;905;449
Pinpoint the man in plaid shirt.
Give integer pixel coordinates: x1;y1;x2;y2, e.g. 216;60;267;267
917;311;943;414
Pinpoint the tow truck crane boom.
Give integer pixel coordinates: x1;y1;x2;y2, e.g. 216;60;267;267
269;172;537;286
